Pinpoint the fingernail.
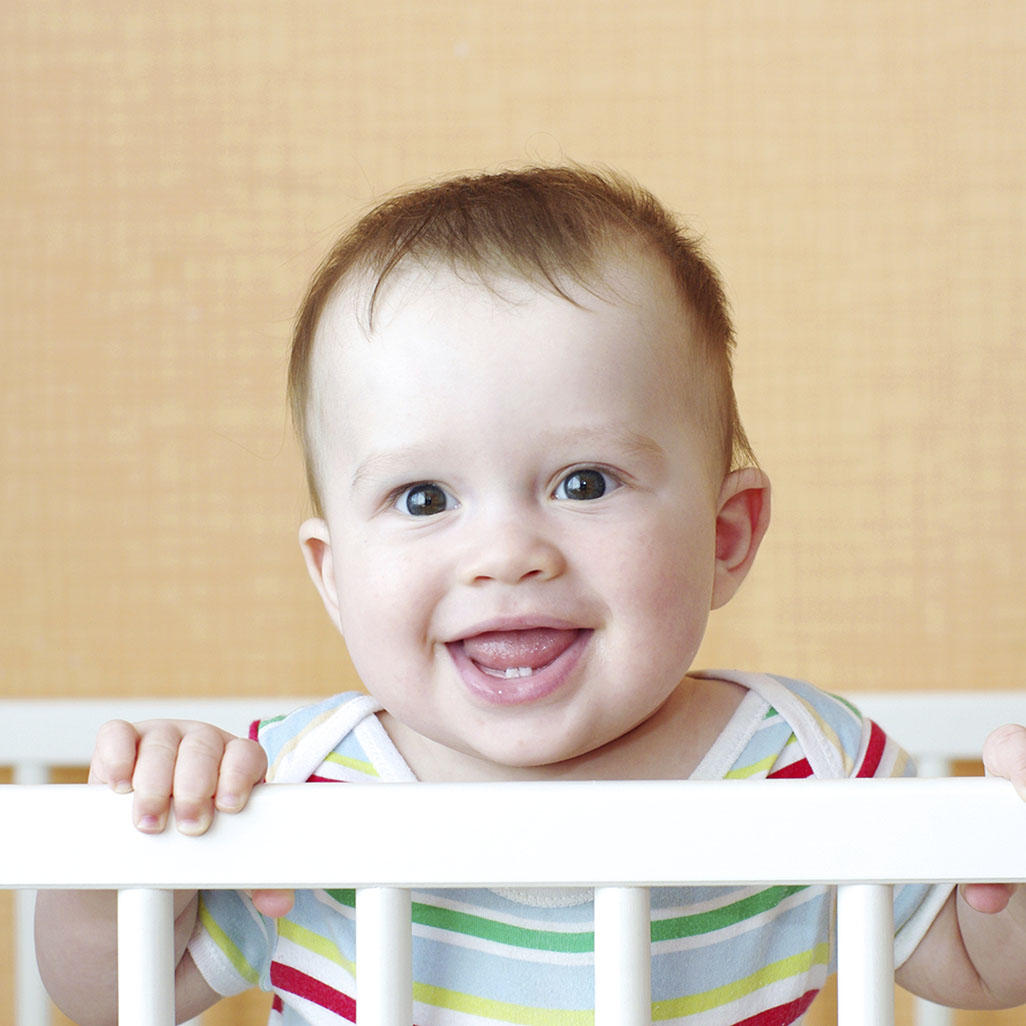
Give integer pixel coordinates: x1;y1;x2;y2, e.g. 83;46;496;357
113;780;132;795
216;793;242;812
136;813;164;833
176;817;206;836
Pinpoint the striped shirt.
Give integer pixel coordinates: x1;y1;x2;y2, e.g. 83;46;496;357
188;670;952;1025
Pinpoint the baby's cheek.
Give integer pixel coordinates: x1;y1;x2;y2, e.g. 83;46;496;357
638;547;714;622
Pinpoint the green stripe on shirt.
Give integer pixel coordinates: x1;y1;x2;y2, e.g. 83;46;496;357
327;888;594;953
327;886;808;952
652;885;808;942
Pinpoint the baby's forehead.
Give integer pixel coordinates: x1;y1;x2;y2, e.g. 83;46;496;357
306;252;708;445
316;244;692;351
305;254;709;447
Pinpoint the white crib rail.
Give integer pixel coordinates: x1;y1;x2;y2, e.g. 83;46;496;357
4;690;1025;1026
4;778;1026;1026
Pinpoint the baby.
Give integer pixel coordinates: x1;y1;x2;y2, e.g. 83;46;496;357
36;166;1026;1024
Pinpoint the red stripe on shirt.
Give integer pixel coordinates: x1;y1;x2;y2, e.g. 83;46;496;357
767;758;812;779
856;720;886;778
733;988;819;1025
270;963;357;1022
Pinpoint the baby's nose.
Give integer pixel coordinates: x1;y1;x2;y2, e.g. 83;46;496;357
460;517;566;586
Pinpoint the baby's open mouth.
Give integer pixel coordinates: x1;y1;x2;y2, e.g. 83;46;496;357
447;625;591;705
459;627;583;678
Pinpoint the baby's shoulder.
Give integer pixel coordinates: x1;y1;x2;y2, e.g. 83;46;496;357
697;670;908;781
252;692;383;782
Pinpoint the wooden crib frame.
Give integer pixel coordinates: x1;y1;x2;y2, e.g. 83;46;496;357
3;692;1026;1026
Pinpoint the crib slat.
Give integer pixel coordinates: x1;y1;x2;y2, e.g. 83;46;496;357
916;996;956;1026
594;886;651;1026
837;884;894;1026
356;887;412;1025
118;888;176;1026
15;888;50;1026
13;761;51;1026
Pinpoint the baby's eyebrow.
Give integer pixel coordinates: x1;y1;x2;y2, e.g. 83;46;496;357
350;427;666;492
593;427;666;462
545;425;667;466
350;446;438;492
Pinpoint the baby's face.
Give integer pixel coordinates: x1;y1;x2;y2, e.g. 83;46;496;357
302;251;732;777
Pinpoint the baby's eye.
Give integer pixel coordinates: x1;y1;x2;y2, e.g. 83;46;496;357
553;468;617;502
395;482;455;516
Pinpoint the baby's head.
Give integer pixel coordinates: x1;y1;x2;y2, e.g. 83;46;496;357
289;166;770;777
289;165;756;516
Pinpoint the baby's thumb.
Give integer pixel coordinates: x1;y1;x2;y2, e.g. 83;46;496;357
982;724;1026;800
960;882;1016;915
250;888;296;918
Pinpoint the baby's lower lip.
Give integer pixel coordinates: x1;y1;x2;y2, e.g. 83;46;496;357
448;629;591;706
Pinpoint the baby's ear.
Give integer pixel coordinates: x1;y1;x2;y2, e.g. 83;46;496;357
299;518;343;633
711;468;771;610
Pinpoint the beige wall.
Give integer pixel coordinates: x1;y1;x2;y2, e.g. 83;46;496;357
3;3;1025;1024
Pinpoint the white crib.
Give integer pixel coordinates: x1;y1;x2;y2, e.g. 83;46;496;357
3;691;1025;1026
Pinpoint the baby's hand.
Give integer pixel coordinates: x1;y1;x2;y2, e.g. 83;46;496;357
961;723;1026;915
89;719;294;919
89;718;268;836
982;723;1026;799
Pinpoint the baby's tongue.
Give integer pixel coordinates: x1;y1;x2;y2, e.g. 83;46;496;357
462;628;577;673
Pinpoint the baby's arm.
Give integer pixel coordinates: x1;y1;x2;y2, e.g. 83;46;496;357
896;724;1026;1009
35;719;271;1026
35;889;220;1026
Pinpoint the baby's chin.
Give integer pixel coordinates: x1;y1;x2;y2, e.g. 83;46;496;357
405;724;601;781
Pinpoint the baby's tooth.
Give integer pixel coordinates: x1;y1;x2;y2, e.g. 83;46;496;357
503;667;533;678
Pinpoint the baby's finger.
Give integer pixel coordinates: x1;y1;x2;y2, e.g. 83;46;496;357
960;882;1016;915
982;724;1026;800
88;720;140;792
170;724;234;835
250;889;296;919
214;737;268;814
130;721;187;833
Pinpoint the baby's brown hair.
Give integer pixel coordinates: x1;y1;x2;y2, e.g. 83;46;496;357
289;165;755;514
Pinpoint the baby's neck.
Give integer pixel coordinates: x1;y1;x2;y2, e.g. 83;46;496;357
380;675;747;783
